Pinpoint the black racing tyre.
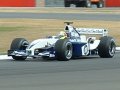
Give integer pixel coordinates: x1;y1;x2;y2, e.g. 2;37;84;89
10;38;29;60
98;36;116;58
96;0;104;8
12;56;27;60
85;0;91;8
55;39;73;61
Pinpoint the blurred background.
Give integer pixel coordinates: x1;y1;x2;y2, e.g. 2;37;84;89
0;0;119;7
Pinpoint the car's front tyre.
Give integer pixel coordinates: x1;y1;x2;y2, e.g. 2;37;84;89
10;38;29;60
55;39;73;61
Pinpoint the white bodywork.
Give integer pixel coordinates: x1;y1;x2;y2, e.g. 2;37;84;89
26;38;58;56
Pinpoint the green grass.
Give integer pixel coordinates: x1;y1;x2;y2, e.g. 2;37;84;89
0;26;25;32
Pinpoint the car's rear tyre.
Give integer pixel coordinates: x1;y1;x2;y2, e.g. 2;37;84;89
98;36;116;58
55;39;73;61
10;38;29;60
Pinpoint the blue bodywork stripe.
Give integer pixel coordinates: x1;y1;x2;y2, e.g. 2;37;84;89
72;42;86;58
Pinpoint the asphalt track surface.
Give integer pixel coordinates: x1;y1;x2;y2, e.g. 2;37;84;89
0;52;120;90
0;12;120;21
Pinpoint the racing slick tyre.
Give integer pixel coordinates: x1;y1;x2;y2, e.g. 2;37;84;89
10;38;29;60
55;39;73;61
98;36;116;58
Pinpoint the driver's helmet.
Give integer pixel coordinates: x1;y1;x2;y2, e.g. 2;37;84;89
59;31;67;39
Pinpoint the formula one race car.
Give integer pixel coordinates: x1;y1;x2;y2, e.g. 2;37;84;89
8;22;116;61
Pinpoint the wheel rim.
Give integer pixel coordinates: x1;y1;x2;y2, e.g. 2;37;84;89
20;41;29;50
109;42;115;56
65;43;72;59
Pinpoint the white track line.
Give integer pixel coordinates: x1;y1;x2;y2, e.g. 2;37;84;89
0;55;12;60
116;47;120;51
0;47;120;60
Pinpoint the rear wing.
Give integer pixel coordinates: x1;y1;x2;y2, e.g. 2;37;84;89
76;28;108;36
64;22;108;36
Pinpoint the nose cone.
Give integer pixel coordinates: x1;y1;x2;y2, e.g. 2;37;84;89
27;38;58;50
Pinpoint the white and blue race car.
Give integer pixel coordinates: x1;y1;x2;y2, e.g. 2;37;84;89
8;22;116;61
